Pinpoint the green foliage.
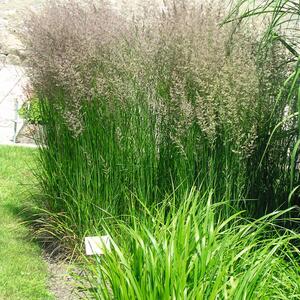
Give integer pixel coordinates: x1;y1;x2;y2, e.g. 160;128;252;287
21;0;297;244
19;97;43;124
19;2;300;298
225;0;300;213
81;190;300;299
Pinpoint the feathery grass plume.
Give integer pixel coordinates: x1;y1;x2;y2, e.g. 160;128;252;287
225;0;300;214
22;0;292;244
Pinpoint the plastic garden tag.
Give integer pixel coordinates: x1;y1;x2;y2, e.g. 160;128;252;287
85;235;111;256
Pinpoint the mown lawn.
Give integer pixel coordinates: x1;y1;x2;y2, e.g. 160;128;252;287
0;146;53;300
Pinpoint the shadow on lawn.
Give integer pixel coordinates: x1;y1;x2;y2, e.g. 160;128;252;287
3;198;65;258
4;199;84;300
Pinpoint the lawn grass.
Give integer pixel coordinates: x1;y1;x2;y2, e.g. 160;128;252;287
0;146;53;300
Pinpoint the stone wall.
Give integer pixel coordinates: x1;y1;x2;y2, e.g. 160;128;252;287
0;0;46;65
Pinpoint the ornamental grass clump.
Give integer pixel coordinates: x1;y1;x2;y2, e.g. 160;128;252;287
80;190;300;299
224;0;300;215
22;0;296;242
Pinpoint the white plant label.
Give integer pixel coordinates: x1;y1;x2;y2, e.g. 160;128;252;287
85;235;111;256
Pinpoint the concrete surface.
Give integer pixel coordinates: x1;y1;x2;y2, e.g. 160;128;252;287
0;64;27;143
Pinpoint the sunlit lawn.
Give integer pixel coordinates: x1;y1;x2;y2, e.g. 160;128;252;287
0;146;52;300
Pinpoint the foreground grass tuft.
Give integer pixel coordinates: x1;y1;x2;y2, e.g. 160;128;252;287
82;190;300;299
0;146;53;300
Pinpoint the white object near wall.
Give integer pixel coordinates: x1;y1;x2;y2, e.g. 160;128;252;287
0;65;26;144
85;235;111;256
